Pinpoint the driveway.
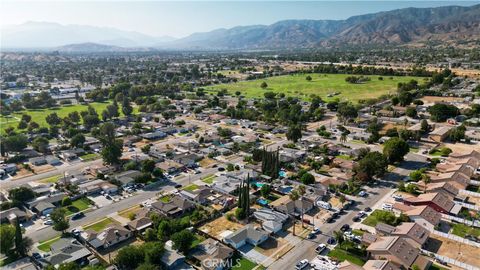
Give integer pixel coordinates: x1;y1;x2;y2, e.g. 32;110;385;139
88;194;113;208
238;244;269;264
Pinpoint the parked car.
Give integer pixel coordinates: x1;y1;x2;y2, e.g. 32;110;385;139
327;237;336;245
43;220;53;225
295;259;309;270
382;203;393;210
358;191;367;197
307;232;316;239
315;244;326;254
175;184;183;188
71;212;85;220
312;227;321;234
340;224;350;232
364;207;372;212
352;216;360;222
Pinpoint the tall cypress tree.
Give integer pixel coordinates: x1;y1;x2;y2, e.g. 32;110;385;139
14;217;24;256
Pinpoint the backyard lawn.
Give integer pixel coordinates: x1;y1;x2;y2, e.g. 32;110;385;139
205;73;423;103
190;234;206;249
63;197;92;216
450;223;480;238
231;255;259;270
83;217;118;232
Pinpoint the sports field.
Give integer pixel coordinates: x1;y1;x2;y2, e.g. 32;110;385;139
0;102;126;133
206;73;425;102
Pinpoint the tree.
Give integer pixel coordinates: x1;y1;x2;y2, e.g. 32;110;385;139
260;82;268;89
14;217;31;256
286;125;302;143
62;197;72;206
136;263;159;270
99;123;123;165
68;111;81;125
9;187;35;203
46;112;62;127
354;152;388;183
405;107;417;118
260;184;272;198
143;241;164;265
115;245;145;270
420;119;429;133
383;138;409;164
171;229;194;253
32;137;49;153
46;262;80;270
0;224;15;255
301;173;315;185
306;75;312;81
70;133;86;148
409;170;423;181
333;230;344;245
141;159;156;174
337;102;358;123
2;134;28;154
51;208;69;233
122;97;133;116
428;104;459;122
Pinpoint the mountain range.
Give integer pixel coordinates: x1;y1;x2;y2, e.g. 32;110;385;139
2;4;479;51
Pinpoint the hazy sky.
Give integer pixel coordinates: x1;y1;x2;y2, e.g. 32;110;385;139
1;1;478;38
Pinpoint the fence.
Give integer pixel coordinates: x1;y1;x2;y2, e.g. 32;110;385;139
442;214;480;228
456;201;480;211
431;230;480;248
469;179;480;186
460;189;480;198
421;250;480;270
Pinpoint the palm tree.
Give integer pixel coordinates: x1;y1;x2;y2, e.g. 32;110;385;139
297;185;306;228
289;190;300;236
340;132;348;144
421;174;431;193
333;230;345;247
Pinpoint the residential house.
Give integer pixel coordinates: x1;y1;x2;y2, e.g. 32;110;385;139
173;153;202;168
0;207;29;224
180;187;213;205
271;195;314;217
223;224;269;249
141;131;167;141
403;205;441;231
403;192;460;215
82;224;132;249
161;241;188;270
156;160;185;174
190;238;234;270
151;195;194;218
363;260;402;270
115;170;142;187
27;193;66;216
367;236;431;270
60;149;85;161
428;171;470;190
253;208;289;233
46;238;91;266
29;157;47;166
127;217;153;233
375;222;430;248
428;126;452;142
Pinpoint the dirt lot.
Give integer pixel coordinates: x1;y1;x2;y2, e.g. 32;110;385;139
199;158;218;168
254;236;290;257
199;212;243;239
32;164;56;174
442;143;480;155
12;168;34;179
427;235;480;267
421;96;465;104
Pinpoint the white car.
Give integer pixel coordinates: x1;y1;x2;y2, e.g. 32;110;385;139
312;227;321;234
382;203;393;210
43;220;53;225
295;259;309;270
393;194;403;201
358;191;367;197
315;244;326;253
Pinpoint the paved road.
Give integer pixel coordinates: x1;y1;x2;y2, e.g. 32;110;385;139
26;166;220;243
267;179;396;270
1;159;103;190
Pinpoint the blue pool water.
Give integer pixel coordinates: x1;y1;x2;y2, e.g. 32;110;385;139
254;182;265;188
278;186;293;194
257;199;268;205
279;171;287;177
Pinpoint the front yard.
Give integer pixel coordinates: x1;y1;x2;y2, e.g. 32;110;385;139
63;197;93;216
83;217;119;232
37;236;61;252
362;209;400;227
328;242;366;266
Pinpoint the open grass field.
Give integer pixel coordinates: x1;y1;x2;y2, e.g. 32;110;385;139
0;101;138;133
205;73;423;102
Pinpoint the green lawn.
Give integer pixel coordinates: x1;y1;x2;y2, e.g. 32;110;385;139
63;197;92;215
190;234;206;249
328;246;366;266
429;264;448;270
231;256;258;270
160;195;172;202
450;223;480;238
351;229;366;236
205;73;423;103
37;235;61;252
0;101;138;134
362;210;397;227
201;174;216;184
182;184;199;192
83;217;117;232
80;153;100;162
39;174;62;184
336;154;353;160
